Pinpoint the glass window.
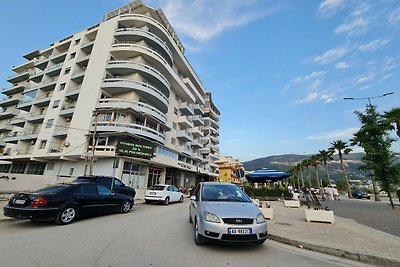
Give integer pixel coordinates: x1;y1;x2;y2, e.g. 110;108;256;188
64;67;71;74
114;178;124;187
70;53;76;59
46;119;54;128
26;163;46;175
10;163;27;174
172;122;177;130
74;39;80;45
59;83;66;91
53;100;60;108
81;184;98;195
22;90;37;103
174;108;178;115
97;185;111;195
171;138;176;145
39;140;47;149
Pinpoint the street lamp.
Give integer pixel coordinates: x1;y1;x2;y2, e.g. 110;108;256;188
343;92;394;105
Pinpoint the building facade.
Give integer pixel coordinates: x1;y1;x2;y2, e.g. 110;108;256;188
0;0;220;198
215;156;244;184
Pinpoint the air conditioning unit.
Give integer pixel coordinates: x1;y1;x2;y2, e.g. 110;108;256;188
66;118;71;122
30;140;36;145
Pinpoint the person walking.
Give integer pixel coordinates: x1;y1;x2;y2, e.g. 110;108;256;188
396;188;400;205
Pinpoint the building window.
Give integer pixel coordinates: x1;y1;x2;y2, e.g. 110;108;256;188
10;163;27;174
39;108;45;115
171;138;176;145
69;168;74;175
59;83;66;91
74;39;80;45
52;100;60;108
172;122;177;130
174;108;178;115
70;53;76;59
64;67;71;74
47;162;55;170
39;140;47;149
46;119;54;128
26;163;46;175
175;94;180;102
0;164;11;173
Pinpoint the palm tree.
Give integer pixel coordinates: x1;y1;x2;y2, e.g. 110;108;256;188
319;149;334;187
384;107;400;138
299;161;305;188
309;154;321;190
330;140;352;198
288;164;301;190
302;158;312;188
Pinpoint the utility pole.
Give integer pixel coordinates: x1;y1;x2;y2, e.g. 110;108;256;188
87;110;99;176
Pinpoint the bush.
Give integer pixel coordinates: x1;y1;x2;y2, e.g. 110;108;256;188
244;185;291;198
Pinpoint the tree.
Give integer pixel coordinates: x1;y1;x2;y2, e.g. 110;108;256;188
384;107;400;138
351;104;400;209
302;158;313;188
309;154;321;190
318;149;333;187
330;140;353;198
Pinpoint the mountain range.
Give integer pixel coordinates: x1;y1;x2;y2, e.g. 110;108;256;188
242;153;368;181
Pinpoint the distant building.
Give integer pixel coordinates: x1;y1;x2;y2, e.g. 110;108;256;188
215;156;244;184
0;0;220;197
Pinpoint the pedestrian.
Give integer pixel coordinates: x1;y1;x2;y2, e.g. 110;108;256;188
333;187;340;201
292;189;300;201
328;187;334;201
287;183;293;194
396;188;400;204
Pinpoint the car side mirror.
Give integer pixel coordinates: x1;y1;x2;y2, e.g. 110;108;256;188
110;192;116;196
190;195;196;201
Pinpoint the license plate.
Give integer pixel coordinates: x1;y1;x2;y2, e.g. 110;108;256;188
228;228;252;235
150;192;156;195
14;199;26;205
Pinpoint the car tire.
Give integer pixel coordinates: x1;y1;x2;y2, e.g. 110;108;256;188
55;206;78;225
164;197;170;206
179;195;184;203
120;200;132;213
194;218;205;245
189;212;193;224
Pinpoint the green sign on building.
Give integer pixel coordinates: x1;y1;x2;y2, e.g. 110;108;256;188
116;137;155;159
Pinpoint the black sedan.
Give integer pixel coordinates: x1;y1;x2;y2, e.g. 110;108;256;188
4;182;133;225
73;176;136;199
351;189;371;199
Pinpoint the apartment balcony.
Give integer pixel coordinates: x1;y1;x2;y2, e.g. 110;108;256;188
192;152;203;161
29;70;44;82
32;95;52;107
1;82;28;95
38;78;57;92
179;102;194;116
46;63;63;77
76;55;90;67
71;67;86;83
110;42;170;70
177;116;193;129
189;127;203;138
53;128;68;137
19;131;39;141
0;95;23;108
189;115;204;127
176;145;192;156
203;125;219;136
96;121;165;144
96;98;167;124
210;135;219;144
26;114;45;123
115;27;173;66
0;124;13;132
10;116;26;127
49;147;63;154
0;109;19;120
106;60;170;95
59;105;75;116
204;107;220;120
177;130;193;142
101;78;168;113
191;139;203;149
50;51;67;64
3;132;19;143
7;69;32;84
209;152;220;160
81;40;95;54
34;57;49;70
189;103;204;116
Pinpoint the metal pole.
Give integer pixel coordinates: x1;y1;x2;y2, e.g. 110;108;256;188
89;111;99;176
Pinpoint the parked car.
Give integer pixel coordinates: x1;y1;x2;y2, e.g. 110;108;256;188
189;182;268;245
3;182;133;225
351;189;371;199
144;184;183;205
74;176;136;200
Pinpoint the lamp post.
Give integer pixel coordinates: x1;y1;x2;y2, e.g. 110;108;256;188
343;92;394;105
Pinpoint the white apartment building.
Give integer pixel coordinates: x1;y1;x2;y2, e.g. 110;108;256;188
0;0;220;197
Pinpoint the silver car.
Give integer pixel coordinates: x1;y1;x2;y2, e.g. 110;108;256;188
189;182;268;245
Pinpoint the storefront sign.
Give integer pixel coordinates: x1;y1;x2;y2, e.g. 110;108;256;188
116;138;154;159
178;162;192;170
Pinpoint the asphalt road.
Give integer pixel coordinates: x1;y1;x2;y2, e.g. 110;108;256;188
0;200;372;267
321;197;400;237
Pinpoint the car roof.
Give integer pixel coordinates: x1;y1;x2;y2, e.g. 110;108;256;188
76;176;116;179
200;182;235;186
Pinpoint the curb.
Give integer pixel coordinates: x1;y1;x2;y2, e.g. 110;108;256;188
268;234;400;267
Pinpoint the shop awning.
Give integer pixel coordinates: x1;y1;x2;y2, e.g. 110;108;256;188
245;168;291;183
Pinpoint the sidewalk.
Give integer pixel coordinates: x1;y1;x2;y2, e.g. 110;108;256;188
265;200;400;266
1;199;399;266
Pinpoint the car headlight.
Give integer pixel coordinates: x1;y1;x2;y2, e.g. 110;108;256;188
256;212;266;224
203;211;221;223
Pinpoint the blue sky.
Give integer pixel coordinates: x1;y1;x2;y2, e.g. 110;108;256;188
1;0;399;161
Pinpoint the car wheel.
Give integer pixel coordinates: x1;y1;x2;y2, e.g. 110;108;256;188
189;212;193;224
179;195;184;203
120;200;132;213
55;206;78;225
194;218;205;245
164;197;170;206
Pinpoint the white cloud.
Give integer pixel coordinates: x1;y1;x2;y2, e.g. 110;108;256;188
335;17;369;36
149;0;284;42
358;39;389;52
388;7;400;26
306;128;359;140
355;74;374;83
313;48;347;64
380;73;393;81
294;90;334;104
318;0;344;15
294;92;319;104
293;71;326;83
335;62;350;69
351;3;370;17
307;80;322;90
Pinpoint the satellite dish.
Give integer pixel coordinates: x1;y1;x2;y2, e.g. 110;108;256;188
64;142;70;147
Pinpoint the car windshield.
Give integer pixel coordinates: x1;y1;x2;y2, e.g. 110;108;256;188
149;185;166;191
201;184;250;202
36;184;70;194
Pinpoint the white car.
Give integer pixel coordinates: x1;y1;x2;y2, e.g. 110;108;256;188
144;184;184;205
